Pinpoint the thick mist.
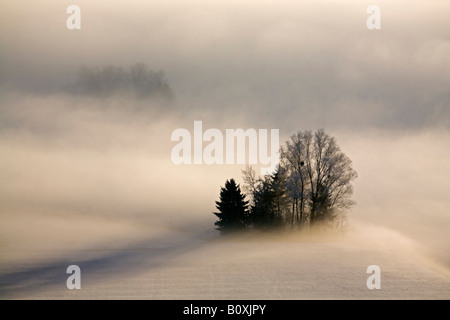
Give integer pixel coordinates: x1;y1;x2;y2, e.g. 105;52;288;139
2;1;450;130
1;90;449;268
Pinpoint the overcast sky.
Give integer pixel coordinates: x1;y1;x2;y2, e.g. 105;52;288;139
1;0;449;131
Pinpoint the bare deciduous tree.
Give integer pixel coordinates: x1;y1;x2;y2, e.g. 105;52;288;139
233;129;356;232
281;129;357;227
280;131;311;227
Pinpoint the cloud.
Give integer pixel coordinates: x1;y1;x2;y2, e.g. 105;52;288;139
1;0;449;130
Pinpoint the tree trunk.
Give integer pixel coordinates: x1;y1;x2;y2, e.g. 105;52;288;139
299;197;303;224
299;185;304;224
291;201;295;228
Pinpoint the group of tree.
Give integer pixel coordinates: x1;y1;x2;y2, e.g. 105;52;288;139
66;63;174;100
213;129;358;234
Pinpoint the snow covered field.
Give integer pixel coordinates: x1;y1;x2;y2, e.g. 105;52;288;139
1;212;449;299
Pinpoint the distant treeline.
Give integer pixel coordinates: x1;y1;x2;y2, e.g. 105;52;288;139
66;63;174;100
213;129;358;233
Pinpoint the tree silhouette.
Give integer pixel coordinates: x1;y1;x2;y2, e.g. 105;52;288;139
250;175;276;229
216;130;357;233
239;129;357;231
280;131;311;227
214;179;249;234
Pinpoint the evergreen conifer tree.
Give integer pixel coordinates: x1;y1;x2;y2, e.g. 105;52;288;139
214;179;249;233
